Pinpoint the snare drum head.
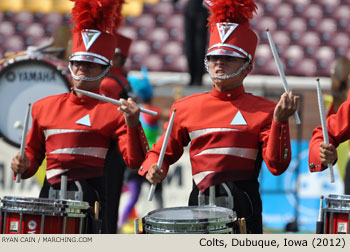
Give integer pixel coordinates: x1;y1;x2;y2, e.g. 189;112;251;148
143;206;236;234
145;205;235;222
0;58;71;147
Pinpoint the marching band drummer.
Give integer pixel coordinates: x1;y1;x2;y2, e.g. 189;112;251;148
139;0;299;234
308;58;350;182
10;0;148;233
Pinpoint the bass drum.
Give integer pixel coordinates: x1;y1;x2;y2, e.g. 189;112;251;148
0;56;71;147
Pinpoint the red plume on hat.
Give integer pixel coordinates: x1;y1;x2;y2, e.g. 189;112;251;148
205;0;258;62
207;0;257;28
70;0;124;65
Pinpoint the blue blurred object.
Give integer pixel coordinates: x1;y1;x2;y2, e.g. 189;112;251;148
128;66;153;101
259;140;344;232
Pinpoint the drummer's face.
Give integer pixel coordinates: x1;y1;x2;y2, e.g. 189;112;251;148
207;55;251;91
71;61;106;91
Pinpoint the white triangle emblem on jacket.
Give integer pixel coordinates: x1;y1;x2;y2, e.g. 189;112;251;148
230;111;247;126
76;114;91;127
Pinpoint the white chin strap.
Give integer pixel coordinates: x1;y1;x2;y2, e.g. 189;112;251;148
205;58;250;80
68;62;111;81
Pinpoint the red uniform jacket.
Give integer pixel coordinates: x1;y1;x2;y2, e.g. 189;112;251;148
309;91;350;172
23;91;148;186
139;85;291;192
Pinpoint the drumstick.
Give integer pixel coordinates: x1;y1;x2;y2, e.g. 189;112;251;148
94;201;99;220
16;103;31;183
316;195;324;234
239;218;247;234
266;29;301;125
148;109;176;201
74;88;158;116
316;78;335;183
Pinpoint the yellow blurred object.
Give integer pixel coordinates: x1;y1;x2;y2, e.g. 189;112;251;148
122;0;143;17
24;0;54;13
52;0;74;14
323;94;333;114
143;0;159;4
336;141;349;180
34;158;47;187
120;218;142;234
0;0;25;12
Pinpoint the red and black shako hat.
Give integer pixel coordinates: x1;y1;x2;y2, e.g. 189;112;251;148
114;33;132;58
69;0;124;66
204;0;258;63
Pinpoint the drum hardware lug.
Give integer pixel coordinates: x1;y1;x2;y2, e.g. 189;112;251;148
74;181;83;201
221;183;234;209
19;213;23;234
323;205;327;234
62;216;67;234
59;175;68;200
198;192;205;206
209;186;216;206
79;217;84;234
49;187;58;199
40;214;45;234
330;212;334;233
2;211;7;234
200;183;234;209
134;218;140;234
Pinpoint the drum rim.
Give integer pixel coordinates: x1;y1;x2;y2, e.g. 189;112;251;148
146;205;234;216
324;208;350;213
2;196;89;205
0;58;71;148
1;196;90;215
327;194;350;200
1;208;88;217
143;226;234;234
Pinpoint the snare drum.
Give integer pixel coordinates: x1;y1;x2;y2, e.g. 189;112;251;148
142;206;236;234
0;56;71;147
0;196;90;234
323;194;350;234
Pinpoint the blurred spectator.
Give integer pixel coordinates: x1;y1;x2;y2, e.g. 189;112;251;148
178;0;209;86
100;33;133;100
327;57;350;194
99;33;133;233
118;67;169;232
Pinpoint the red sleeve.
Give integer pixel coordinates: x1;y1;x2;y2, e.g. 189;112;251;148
309;97;350;172
138;105;189;176
22;103;46;179
114;118;149;170
261;121;291;175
